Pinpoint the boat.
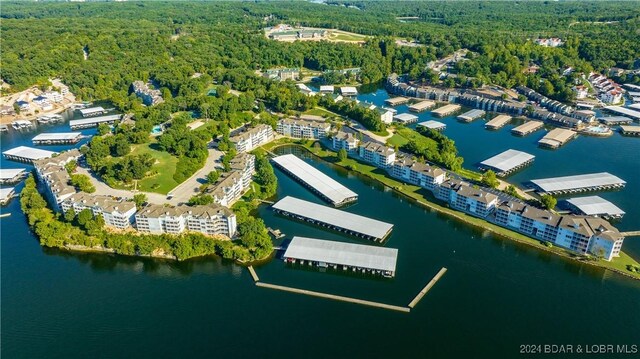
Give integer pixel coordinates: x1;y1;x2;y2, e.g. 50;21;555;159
0;125;8;133
37;116;52;124
11;120;33;131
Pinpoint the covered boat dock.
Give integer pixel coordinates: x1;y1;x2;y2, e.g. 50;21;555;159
408;100;435;113
271;154;358;206
538;128;577;149
417;120;446;131
457;109;485;122
431;104;461;117
3;146;56;163
530;172;626;195
511;120;543;136
283;236;398;277
69;114;121;129
0;168;27;184
78;106;106;117
32;132;83;145
272;196;394;242
479;149;535;177
485;115;512;130
565;196;625;219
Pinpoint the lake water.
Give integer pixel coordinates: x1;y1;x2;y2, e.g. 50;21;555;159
1;95;639;358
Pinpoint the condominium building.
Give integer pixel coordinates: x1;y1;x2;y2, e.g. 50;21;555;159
276;118;330;139
131;80;164;106
449;184;499;218
495;201;561;242
229;153;256;189
332;130;360;152
33;149;83;211
390;156;446;191
358;141;396;168
135;203;237;238
61;193;137;229
229;124;274;153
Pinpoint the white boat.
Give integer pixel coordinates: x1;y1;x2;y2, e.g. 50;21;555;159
11;120;33;131
37;116;52;124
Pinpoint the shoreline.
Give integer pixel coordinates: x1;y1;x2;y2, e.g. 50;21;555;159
266;141;640;281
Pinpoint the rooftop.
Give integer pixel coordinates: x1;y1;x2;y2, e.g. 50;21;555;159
3;146;56;160
566;196;625;217
272;154;357;205
78;106;105;115
530;172;626;193
417;120;446;130
0;187;15;201
480;149;535;174
69;114;121;127
272;196;393;240
393;113;418;122
603;106;640;119
32;132;82;141
0;168;27;180
283;236;398;273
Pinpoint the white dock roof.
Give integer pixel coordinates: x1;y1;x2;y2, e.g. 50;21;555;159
340;86;358;95
417;120;446;130
272;154;357;205
3;146;56;160
79;106;105;116
531;172;626;193
283;236;398;272
69;114;121;127
0;168;26;180
566;196;625;217
32;132;82;141
480;149;534;173
273;196;393;240
393;113;418;122
0;187;16;201
604;106;640;120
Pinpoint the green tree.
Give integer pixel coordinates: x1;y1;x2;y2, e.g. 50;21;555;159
540;194;557;210
70;174;96;193
337;148;348;161
481;170;499;188
188;194;214;205
206;170;220;184
133;193;148;209
97;123;111;136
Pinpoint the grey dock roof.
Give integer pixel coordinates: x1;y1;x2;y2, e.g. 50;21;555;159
79;106;105;116
393;113;418;123
512;120;543;134
604;106;640;120
417;120;446;130
283;236;398;272
0;168;27;180
0;187;16;201
3;146;56;160
32;132;82;141
272;196;393;240
598;116;633;124
272;154;357;205
480;149;534;173
531;172;626;193
566;196;625;217
458;109;485;120
69;114;121;127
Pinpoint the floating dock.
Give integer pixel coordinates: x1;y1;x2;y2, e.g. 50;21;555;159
408;267;447;309
3;146;56;163
0;187;16;206
256;282;410;313
511;120;543;136
431;104;461;117
283;236;398;277
479;149;535;177
565;196;625;219
78;106;106;117
0;168;27;184
32;132;83;145
417;120;446;131
603;106;640;121
485;115;512;130
598;116;633;125
247;266;260;282
69;114;121;129
530;172;626;195
619;125;640;137
408;100;436;113
272;196;394;242
538;128;577;149
385;97;409;106
457;109;485;122
271;154;358;206
393;113;418;124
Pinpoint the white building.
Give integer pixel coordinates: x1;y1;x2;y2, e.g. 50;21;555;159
208;153;255;207
44;91;63;103
572;85;588;99
135;204;237;238
229;124;274;153
358;141;396;168
132;80;164;106
332;130;360;152
390;156;446;191
600;90;622;104
33;149;83;211
61;193;137;229
276;118;330;139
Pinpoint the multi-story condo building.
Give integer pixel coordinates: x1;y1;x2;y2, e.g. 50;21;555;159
209;171;245;207
495;201;561;243
230;153;256;189
135;203;237;238
61;193;137;229
449;184;499;218
131;80;164;106
276;118;330;139
358;141;396;168
33;149;83;212
332;131;360;152
390;156;447;191
230;124;274;153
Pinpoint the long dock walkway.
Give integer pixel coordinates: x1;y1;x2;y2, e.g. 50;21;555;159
408;267;447;308
256;282;410;313
620;231;640;237
247;266;260;282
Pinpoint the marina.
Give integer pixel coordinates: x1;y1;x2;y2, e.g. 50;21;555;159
479;149;535;177
11;120;34;131
384;97;409;106
32;132;83;145
272;196;394;242
431;104;461;117
282;236;398;277
393;113;418;124
0;168;27;184
530;172;626;195
417;120;446;131
0;187;16;206
78;106;106;117
511;120;543;136
69;114;121;129
3;146;56;163
619;125;640;137
484;115;512;130
603;106;640;121
408;100;436;113
538;128;577;149
565;196;625;219
271;154;358;206
598;116;633;125
457;109;486;123
37;114;64;125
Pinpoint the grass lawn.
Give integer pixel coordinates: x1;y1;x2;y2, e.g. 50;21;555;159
303;107;337;118
329;30;369;42
128;140;179;194
386;133;409;147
